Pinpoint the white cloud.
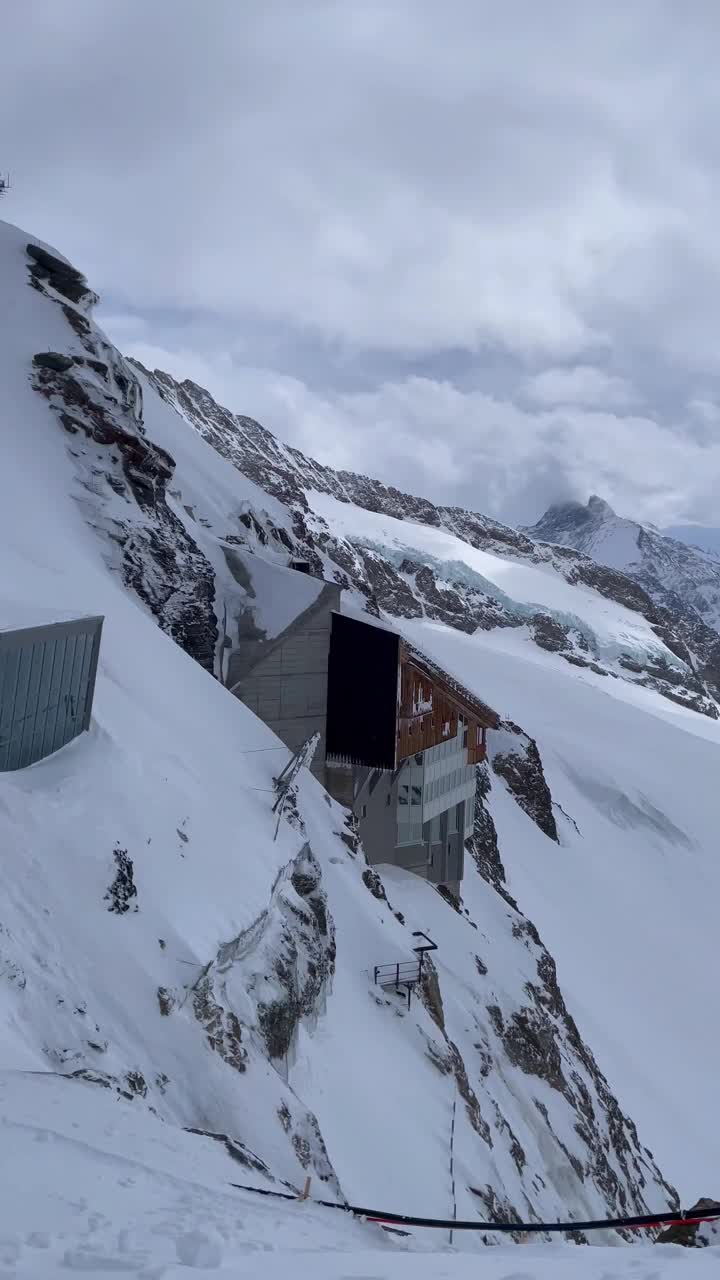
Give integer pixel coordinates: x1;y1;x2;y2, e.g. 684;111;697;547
524;366;634;408
122;336;720;527
3;1;720;363
8;1;720;523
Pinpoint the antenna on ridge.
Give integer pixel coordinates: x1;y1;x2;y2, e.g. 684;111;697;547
0;173;11;199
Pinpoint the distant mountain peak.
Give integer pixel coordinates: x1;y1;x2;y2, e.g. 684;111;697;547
587;494;616;518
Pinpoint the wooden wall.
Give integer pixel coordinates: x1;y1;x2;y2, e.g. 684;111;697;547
396;658;487;765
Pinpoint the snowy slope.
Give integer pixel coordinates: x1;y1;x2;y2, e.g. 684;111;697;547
128;369;720;1199
1;1075;717;1279
528;497;720;634
2;214;719;1267
392;617;720;1195
306;489;675;666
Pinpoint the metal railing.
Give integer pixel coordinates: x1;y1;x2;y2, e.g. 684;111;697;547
374;960;422;989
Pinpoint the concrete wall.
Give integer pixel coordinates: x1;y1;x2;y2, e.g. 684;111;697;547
230;582;340;784
354;764;467;894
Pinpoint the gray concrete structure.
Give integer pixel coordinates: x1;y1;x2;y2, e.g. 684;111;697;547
0;615;103;771
229;581;341;787
229;566;485;895
350;719;475;896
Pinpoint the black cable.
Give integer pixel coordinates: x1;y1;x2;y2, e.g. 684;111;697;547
229;1181;719;1235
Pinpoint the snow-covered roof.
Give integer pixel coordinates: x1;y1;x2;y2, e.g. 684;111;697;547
227;550;326;640
0;604;102;634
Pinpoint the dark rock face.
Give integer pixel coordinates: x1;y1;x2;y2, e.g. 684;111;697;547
258;852;336;1060
197;847;335;1071
32;351;75;372
463;766;679;1224
490;721;559;843
26;242;97;306
192;976;248;1073
357;549;423;618
104;847;138;915
28;251;218;674
467;763;514;902
184;1127;272;1176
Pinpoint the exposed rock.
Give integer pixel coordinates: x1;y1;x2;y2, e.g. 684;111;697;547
362;867;388;902
184;1128;272;1175
655;1198;720;1247
125;1070;148;1097
32;351;75;373
490;721;559;843
488;1003;566;1093
104;847;138;915
531;613;571;653
192;975;247;1073
157;986;175;1016
468;763;515;904
419;959;445;1032
26;242;96;306
357;549;423;618
32;337;217;673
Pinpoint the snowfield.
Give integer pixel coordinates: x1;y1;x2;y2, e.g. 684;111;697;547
394;616;720;1194
0;1075;717;1278
306;489;681;666
1;214;719;1273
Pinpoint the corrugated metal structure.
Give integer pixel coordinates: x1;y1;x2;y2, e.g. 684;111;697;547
0;616;103;771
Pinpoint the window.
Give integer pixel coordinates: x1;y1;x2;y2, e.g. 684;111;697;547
359;804;367;819
411;785;422;806
399;784;409;806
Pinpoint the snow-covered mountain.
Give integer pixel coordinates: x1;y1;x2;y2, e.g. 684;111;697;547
1;216;719;1271
665;523;720;559
527;496;720;637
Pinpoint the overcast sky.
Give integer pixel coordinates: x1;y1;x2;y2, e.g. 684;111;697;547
5;0;720;526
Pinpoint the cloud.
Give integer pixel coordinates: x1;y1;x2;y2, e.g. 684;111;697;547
524;366;635;408
123;337;720;528
6;1;720;523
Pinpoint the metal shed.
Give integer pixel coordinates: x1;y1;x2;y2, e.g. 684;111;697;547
0;615;103;770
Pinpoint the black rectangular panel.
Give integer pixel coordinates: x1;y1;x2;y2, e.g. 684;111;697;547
325;613;399;769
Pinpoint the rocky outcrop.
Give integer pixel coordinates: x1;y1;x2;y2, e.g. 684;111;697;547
656;1198;720;1247
490;721;559;842
28;247;218;672
189;847;335;1070
461;766;679;1229
26;242;97;307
